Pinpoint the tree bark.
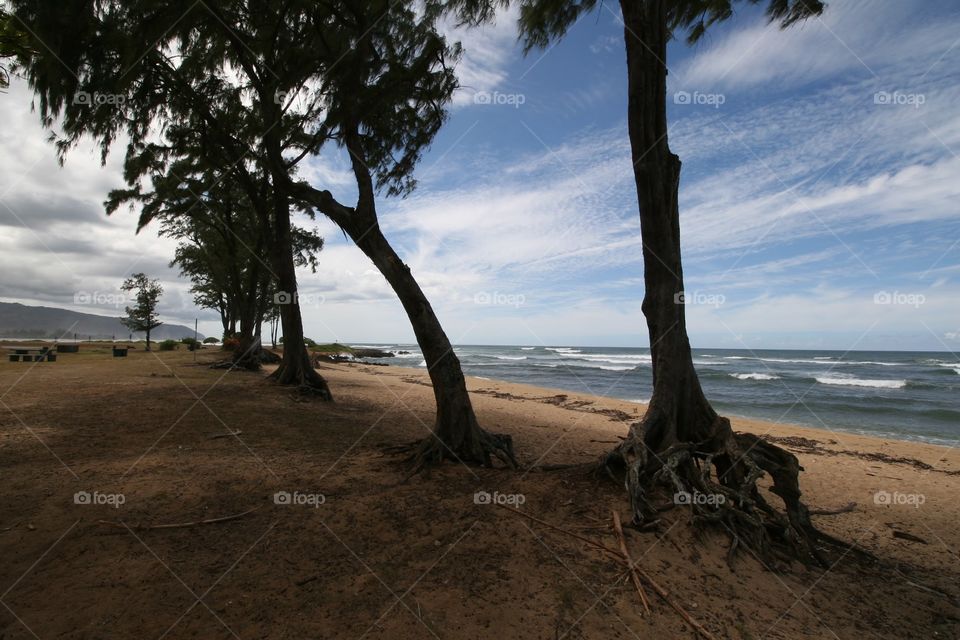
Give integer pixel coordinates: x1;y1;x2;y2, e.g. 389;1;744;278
604;0;852;567
284;178;515;468
266;187;332;398
351;216;516;468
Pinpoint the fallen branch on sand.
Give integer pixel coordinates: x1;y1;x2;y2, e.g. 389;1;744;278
892;530;928;544
207;430;242;440
612;509;650;614
98;506;259;531
495;504;717;640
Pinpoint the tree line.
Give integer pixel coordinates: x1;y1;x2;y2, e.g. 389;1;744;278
6;0;856;567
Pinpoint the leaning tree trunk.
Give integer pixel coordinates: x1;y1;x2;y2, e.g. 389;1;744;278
266;192;332;399
285;155;516;467
605;0;853;568
347;214;516;469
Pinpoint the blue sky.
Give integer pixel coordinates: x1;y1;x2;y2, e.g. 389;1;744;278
1;0;958;350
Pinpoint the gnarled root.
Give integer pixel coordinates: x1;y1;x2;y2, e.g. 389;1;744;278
603;414;873;569
269;362;333;401
387;421;518;475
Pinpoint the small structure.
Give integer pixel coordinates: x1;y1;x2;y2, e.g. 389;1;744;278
5;346;56;362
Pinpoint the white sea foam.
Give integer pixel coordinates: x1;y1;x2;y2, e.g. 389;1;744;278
723;356;902;366
731;373;780;381
565;353;652;365
816;377;906;389
520;347;535;350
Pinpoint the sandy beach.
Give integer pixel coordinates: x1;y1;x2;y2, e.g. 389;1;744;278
1;348;958;639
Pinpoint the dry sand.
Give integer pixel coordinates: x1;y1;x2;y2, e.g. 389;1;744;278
1;346;958;639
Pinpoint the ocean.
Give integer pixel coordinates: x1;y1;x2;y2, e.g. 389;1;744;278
352;344;960;446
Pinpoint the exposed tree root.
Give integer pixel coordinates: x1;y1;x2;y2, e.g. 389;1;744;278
386;425;518;475
601;413;875;569
410;428;517;472
270;359;333;401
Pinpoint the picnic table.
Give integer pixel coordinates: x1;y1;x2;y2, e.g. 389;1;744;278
4;346;57;363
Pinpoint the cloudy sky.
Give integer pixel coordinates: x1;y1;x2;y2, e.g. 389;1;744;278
1;0;958;350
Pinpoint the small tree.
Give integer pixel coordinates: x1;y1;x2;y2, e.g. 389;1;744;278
120;273;163;351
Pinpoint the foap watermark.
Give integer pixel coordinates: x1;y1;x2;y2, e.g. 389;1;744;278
74;490;126;509
273;490;326;508
673;90;725;108
873;490;925;508
473;490;526;506
74;290;126;307
473;90;526;108
73;91;127;107
874;291;925;308
273;291;325;307
873;90;925;109
674;490;726;506
674;290;725;308
474;291;525;308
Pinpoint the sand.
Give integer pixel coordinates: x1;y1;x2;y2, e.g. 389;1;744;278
1;346;957;639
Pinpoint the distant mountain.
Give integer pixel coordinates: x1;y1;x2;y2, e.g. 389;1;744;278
0;302;203;341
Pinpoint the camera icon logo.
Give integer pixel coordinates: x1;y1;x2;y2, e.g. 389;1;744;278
274;291;295;305
473;91;492;105
73;91;92;105
674;291;687;305
74;491;92;505
673;91;691;105
273;490;292;505
473;491;492;505
873;490;891;505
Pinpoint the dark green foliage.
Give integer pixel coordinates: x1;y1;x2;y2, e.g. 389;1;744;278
0;7;34;88
119;273;163;351
439;0;824;51
157;339;178;351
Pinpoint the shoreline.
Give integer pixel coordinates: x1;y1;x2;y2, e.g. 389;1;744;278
350;359;960;457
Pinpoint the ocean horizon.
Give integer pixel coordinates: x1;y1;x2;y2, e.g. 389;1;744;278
352;344;960;447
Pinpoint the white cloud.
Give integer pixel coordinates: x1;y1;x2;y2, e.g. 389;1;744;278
675;1;960;93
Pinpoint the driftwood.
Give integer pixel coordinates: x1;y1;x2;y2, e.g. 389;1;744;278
611;510;650;614
98;506;259;531
208;430;242;440
892;530;928;544
495;505;717;640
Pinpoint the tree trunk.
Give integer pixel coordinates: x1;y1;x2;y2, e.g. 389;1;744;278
266;191;332;399
230;267;266;370
604;0;853;568
348;218;516;468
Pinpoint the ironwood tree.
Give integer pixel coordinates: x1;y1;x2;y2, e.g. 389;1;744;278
10;0;515;465
109;158;324;369
9;1;333;397
445;0;850;566
119;272;163;351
